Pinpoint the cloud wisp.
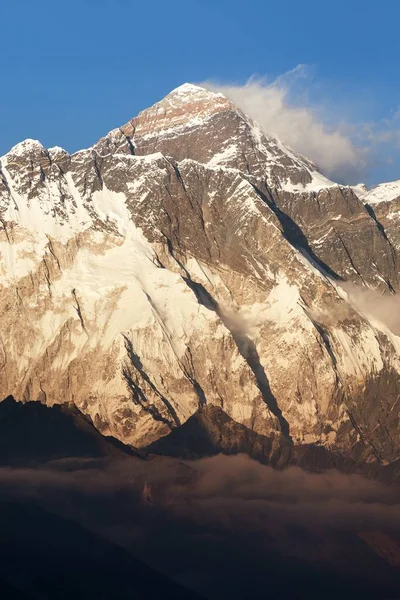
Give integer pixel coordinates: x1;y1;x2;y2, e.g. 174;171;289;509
1;453;400;546
203;67;400;186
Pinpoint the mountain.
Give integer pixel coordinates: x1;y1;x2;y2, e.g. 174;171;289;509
0;83;399;467
0;395;137;466
144;404;400;481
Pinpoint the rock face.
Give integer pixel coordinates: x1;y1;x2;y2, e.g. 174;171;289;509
144;404;400;482
361;180;400;256
0;83;400;464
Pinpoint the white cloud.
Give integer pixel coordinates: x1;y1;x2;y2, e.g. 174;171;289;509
202;67;400;186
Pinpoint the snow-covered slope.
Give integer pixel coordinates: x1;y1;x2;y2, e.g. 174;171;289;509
0;84;399;463
363;179;400;205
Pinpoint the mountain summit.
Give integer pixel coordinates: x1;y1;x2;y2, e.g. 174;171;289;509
0;84;399;464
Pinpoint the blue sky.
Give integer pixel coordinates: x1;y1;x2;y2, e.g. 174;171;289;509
1;0;399;186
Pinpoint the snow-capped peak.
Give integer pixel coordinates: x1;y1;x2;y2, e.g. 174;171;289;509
0;79;400;466
166;82;228;103
151;81;233;113
7;139;45;157
48;145;68;155
362;179;400;205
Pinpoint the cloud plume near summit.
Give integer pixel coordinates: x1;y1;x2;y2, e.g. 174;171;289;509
203;66;400;186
